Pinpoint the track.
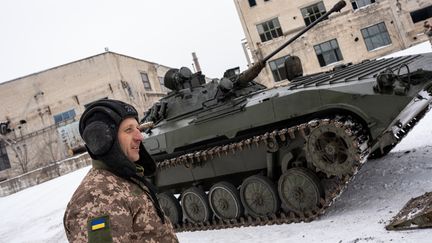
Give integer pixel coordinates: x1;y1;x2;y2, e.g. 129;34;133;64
155;107;432;232
153;115;378;232
155;108;431;232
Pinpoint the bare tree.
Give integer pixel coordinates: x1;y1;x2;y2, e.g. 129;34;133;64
43;130;60;163
14;143;29;173
0;134;30;173
36;128;66;176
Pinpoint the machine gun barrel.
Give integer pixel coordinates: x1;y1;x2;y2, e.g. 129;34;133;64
236;0;346;85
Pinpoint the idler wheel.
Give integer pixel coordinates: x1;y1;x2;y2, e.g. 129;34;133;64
306;120;359;177
209;181;244;220
157;192;183;225
240;175;280;218
278;167;324;213
181;187;212;223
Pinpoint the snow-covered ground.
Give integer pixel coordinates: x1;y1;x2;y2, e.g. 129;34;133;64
0;42;431;243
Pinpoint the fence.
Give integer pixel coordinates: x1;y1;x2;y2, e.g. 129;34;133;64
0;153;91;197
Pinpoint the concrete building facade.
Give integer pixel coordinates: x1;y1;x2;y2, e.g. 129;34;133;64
234;0;432;87
0;52;171;180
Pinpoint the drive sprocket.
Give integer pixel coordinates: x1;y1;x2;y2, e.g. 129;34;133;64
305;118;364;177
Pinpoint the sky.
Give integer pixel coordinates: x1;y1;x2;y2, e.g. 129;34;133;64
0;0;248;83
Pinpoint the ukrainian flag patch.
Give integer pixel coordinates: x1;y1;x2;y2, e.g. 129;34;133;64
90;217;107;231
88;215;112;242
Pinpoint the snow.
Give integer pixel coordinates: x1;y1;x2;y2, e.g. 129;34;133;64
382;41;432;58
1;42;432;243
0;167;90;242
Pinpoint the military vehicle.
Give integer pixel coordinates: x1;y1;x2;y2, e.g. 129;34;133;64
387;192;432;230
140;0;432;231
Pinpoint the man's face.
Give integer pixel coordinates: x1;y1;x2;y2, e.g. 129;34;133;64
118;117;143;162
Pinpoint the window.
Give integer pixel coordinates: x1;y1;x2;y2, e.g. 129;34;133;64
361;22;391;51
248;0;256;7
314;39;343;67
257;18;283;42
0;122;9;135
351;0;375;10
0;141;11;171
269;55;289;82
140;72;152;91
301;2;327;26
53;109;76;124
410;5;432;23
158;76;169;92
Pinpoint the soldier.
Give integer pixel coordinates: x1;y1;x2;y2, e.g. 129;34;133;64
63;99;178;243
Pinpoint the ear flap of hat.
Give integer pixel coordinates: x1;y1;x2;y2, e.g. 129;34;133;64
79;106;122;136
137;143;157;177
82;121;115;156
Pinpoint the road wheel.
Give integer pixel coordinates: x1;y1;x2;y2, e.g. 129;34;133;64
278;167;324;213
209;181;243;220
240;175;280;218
181;187;212;223
157;192;182;224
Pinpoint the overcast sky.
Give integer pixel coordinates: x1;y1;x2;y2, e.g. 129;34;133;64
0;0;248;83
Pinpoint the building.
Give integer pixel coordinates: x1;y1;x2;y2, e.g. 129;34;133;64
234;0;432;87
0;52;172;180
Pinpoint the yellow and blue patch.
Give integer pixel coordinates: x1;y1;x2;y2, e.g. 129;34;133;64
88;216;112;242
90;217;106;231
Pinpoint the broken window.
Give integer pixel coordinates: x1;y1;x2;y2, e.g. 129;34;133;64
351;0;375;10
314;39;344;67
256;18;283;42
248;0;256;7
301;1;327;26
269;55;289;82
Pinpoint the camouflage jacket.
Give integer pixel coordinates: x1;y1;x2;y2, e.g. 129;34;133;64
63;160;178;243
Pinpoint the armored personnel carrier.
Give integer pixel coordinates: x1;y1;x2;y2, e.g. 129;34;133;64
141;1;432;231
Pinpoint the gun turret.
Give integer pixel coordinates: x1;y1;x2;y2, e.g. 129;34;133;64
164;67;206;91
234;0;347;87
143;1;347;126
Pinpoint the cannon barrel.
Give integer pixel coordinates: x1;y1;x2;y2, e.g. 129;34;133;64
236;0;347;86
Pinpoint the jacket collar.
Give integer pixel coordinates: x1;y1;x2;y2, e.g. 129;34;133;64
92;159;111;170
